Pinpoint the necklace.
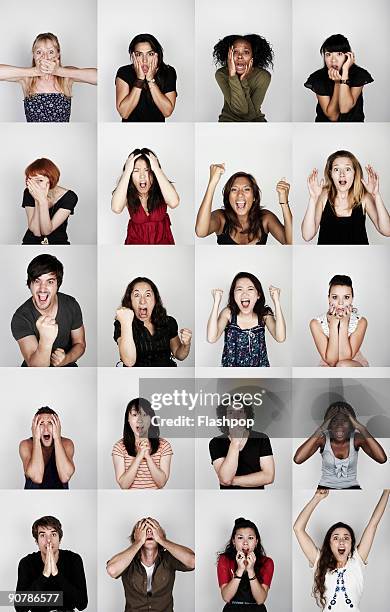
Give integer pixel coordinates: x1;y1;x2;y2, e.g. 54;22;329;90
328;567;354;609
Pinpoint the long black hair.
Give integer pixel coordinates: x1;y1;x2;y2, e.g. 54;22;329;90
124;148;167;215
128;33;172;87
213;34;274;70
227;272;273;321
121;276;169;329
222;171;265;242
217;517;267;577
123;397;160;456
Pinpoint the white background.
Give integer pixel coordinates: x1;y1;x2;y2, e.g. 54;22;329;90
0;124;97;244
98;0;195;122
98;123;194;245
0;246;97;366
292;0;390;121
0;368;97;489
0;0;97;122
195;0;292;121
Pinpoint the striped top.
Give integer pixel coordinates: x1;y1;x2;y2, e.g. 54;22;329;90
112;438;173;489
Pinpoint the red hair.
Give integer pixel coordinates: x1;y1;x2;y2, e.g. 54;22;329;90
25;158;60;189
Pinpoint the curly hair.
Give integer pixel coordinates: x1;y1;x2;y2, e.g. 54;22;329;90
313;522;356;608
213;34;274;70
227;272;273;322
217;517;267;578
222;172;266;243
121;276;169;328
123;397;160;456
120;148;170;215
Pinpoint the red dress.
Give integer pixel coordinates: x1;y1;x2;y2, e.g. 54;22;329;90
125;202;175;245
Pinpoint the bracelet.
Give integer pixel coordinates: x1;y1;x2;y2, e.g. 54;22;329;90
248;575;257;581
234;574;243;579
279;201;289;206
147;78;156;84
340;79;349;85
133;78;145;89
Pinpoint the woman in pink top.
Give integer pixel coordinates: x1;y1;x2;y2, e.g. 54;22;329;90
112;397;173;489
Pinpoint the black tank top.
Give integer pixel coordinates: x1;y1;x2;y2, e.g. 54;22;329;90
24;441;69;489
217;218;268;245
317;200;369;245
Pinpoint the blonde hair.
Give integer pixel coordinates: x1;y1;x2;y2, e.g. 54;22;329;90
324;150;366;211
25;33;71;98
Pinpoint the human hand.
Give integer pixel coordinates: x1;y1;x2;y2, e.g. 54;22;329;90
227;46;236;77
124;153;141;174
179;328;192;347
36;315;58;344
145;151;160;173
236;550;247;573
48;543;58;576
50;348;66;367
322;405;339;429
133;519;148;545
31;415;43;441
328;67;342;81
49;413;61;440
314;488;329;501
339;304;352;325
136;439;149;458
326;305;341;327
307;169;324;199
115;307;134;325
209;163;225;184
342;51;355;78
276;178;290;205
362;165;379;197
246;551;256;572
146;54;158;81
43;544;52;578
212;288;224;303
26;177;50;204
269;285;281;304
38;59;58;75
239;58;253;81
145;517;165;545
132;53;145;80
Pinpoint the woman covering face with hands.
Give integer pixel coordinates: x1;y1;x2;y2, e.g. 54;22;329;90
111;147;179;244
115;33;177;122
302;150;390;244
196;164;292;244
207;272;286;367
217;517;274;611
304;34;373;122
213;34;274;122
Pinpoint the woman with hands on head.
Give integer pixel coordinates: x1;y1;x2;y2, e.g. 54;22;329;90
115;33;177;122
213;34;274;122
112;397;173;489
302;150;390;244
22;158;77;245
0;32;97;122
293;489;390;611
310;274;368;367
114;276;192;367
304;34;373;122
208;272;286;367
294;401;387;489
196;164;292;244
217;517;274;611
111;147;179;244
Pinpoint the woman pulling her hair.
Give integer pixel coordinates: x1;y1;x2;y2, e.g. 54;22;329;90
294;401;387;489
217;517;274;610
293;489;389;610
111;148;179;244
302;150;390;244
112;397;173;489
0;32;97;122
213;34;273;122
196;164;292;244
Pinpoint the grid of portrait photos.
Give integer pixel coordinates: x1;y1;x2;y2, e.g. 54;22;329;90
1;0;390;611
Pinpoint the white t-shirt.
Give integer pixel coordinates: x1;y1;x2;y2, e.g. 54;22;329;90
312;549;366;611
141;561;155;592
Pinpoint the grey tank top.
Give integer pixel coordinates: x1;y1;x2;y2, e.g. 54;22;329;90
319;431;359;488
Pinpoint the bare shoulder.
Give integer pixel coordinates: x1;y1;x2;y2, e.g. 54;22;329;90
62;437;74;450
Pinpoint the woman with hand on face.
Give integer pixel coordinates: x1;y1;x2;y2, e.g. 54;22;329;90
112;398;173;489
304;34;373;122
114;276;192;367
213;34;273;122
0;32;97;122
293;489;390;611
294;401;387;489
21;158;77;245
208;272;286;368
196;164;292;244
111;148;179;244
302;151;390;245
115;33;177;122
217;517;274;611
310;275;368;368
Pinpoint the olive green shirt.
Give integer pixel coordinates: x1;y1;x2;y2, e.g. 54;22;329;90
215;65;271;122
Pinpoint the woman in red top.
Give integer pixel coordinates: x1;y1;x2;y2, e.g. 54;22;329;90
111;147;179;244
217;517;274;611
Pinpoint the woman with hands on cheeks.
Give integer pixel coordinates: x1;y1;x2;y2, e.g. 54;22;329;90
304;34;373;122
302;151;390;244
293;489;390;611
208;272;286;367
213;34;274;122
294;401;387;489
114;276;192;367
0;32;97;122
310;275;368;367
111;147;179;244
115;33;177;122
196;164;292;244
217;517;274;611
22;158;77;245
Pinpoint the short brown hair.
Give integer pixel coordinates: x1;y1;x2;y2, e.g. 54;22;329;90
32;516;63;541
25;158;60;189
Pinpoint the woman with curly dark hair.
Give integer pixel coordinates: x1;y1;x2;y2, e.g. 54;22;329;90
294;489;389;610
213;34;274;122
114;277;192;367
207;272;286;367
112;397;173;489
195;163;292;244
217;517;274;610
111;148;179;244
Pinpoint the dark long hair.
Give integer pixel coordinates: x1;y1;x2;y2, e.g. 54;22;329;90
213;34;274;70
217;517;267;578
222;172;265;243
124;148;167;215
313;522;356;608
128;33;172;88
121;276;169;329
123;397;160;456
227;272;273;322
